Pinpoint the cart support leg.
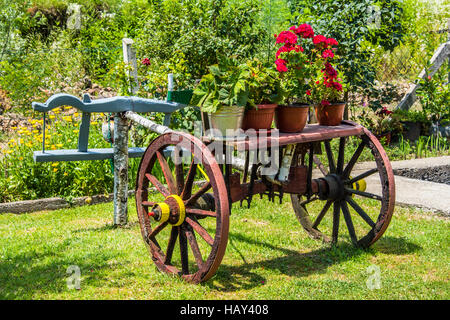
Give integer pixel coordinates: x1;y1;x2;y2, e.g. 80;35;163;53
113;112;129;225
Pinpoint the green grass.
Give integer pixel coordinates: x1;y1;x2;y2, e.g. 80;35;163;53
0;196;448;300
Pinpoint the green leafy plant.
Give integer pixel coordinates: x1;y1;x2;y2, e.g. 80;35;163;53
416;71;450;124
244;58;283;108
190;58;249;114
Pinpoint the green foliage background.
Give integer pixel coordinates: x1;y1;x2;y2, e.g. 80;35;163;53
0;0;448;202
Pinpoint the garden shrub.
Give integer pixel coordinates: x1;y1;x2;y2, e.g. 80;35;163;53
0;109;142;202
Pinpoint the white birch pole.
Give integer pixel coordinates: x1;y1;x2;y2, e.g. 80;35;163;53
122;38;139;95
113;113;129;225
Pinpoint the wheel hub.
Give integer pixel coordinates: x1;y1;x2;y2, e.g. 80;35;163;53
150;194;186;226
317;174;367;201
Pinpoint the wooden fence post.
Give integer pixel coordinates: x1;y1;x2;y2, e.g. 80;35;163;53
113;113;129;225
122;38;139;95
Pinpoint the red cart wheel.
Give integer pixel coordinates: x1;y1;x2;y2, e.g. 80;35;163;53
291;126;395;248
136;132;229;283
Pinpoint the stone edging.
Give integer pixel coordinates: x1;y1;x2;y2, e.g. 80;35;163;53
0;190;137;214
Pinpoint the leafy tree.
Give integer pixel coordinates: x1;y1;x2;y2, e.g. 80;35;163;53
136;0;267;79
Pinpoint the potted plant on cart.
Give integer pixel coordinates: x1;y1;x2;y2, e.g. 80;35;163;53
242;58;283;131
273;24;331;132
306;35;346;126
190;59;249;138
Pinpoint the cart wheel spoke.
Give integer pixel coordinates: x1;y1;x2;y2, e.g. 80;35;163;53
343;140;366;178
345;187;382;201
156;150;177;194
179;225;189;275
332;201;340;244
300;196;319;207
181;159;197;200
341;200;358;245
313;155;328;176
346;196;376;228
186;208;217;218
336;137;346;174
149;221;168;240
173;146;185;195
347;168;378;185
185;226;205;270
185;217;214;246
145;173;170;197
142;201;156;207
164;226;179;265
312;200;333;229
185;181;212;206
324;140;336;173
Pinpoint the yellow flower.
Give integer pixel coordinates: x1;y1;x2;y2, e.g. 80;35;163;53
11;126;17;130
53;168;58;172
63;172;68;176
49;115;55;120
56;144;63;148
6;150;13;154
73;130;78;133
91;121;98;125
26;143;32;147
51;145;56;150
51;162;59;167
19;138;24;144
33;130;39;134
67;139;72;143
19;157;23;161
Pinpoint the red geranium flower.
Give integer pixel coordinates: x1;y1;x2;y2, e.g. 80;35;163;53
275;59;288;72
306;90;311;96
294;45;304;53
332;81;343;91
326;38;339;47
141;58;151;66
322;49;334;59
321;100;330;106
313;35;327;48
324;62;337;78
276;45;299;58
292;23;315;39
377;107;393;116
276;31;298;46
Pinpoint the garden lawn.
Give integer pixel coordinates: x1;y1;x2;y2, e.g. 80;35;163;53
0;196;448;300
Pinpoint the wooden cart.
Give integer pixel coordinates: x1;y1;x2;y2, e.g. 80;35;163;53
135;121;395;283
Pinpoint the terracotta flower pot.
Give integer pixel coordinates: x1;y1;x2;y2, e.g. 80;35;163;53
242;104;277;130
314;102;346;126
275;104;309;133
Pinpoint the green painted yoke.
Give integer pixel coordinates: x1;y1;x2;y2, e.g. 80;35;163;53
32;93;189;162
32;93;187;114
